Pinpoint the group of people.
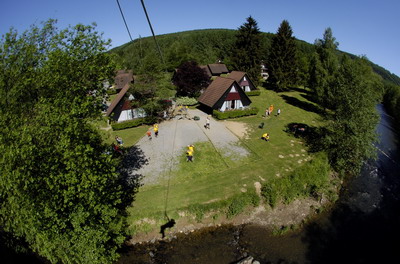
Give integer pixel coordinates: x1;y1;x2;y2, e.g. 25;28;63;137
146;123;159;140
265;104;281;117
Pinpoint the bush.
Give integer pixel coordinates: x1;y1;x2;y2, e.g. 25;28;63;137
213;107;259;120
245;90;261;96
106;89;118;95
111;116;157;130
175;96;198;106
226;191;260;219
261;153;330;208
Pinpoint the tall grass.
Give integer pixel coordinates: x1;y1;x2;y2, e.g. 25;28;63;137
261;152;330;208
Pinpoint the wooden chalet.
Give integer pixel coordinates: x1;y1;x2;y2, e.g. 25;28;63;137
198;77;252;112
227;71;257;92
200;63;229;78
106;72;146;122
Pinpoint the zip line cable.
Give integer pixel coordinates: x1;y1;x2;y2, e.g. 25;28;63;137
140;0;166;69
115;0;133;42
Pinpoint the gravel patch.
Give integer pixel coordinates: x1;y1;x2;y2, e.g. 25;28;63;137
131;109;250;185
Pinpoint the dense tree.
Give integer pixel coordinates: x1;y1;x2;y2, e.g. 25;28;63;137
267;20;298;91
172;61;210;97
322;56;382;177
231;16;262;86
309;27;339;109
0;20;137;263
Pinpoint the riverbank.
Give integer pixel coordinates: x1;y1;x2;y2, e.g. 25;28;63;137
127;193;332;245
118;194;336;264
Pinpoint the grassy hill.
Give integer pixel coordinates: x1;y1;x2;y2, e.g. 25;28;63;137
109;29;400;86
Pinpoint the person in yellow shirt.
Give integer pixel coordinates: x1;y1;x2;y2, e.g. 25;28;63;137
153;124;159;137
187;149;193;162
188;144;195;153
261;133;270;141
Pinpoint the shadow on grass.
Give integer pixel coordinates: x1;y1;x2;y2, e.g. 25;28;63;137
280;94;325;115
117;145;148;210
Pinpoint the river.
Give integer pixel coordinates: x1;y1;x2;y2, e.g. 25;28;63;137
118;104;400;264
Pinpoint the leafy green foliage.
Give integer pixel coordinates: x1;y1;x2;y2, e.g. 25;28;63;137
0;20;136;263
383;82;400;124
323;56;383;177
212;107;259;120
245;90;261;96
267;20;299;91
111;116;157;131
175;96;198;106
309;27;340;109
262;153;331;208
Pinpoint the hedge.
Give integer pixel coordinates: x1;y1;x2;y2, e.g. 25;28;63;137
245;90;261;96
213;107;259;120
106;89;118;95
111;116;157;130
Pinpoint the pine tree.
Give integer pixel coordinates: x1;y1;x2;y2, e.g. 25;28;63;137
267;20;298;91
231;16;262;86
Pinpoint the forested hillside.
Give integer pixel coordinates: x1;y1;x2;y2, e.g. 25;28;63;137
109;29;400;86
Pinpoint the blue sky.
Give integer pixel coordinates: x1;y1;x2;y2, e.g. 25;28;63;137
1;0;399;77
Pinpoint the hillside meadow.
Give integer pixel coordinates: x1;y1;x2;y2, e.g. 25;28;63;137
101;87;338;237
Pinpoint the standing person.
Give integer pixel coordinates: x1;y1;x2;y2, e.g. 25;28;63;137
188;144;195;154
277;108;281;116
205;116;210;129
153;124;159;138
146;129;152;140
115;136;123;145
265;108;270;117
186;149;193;162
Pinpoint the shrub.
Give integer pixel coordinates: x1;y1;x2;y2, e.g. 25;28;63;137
261;153;330;207
111;116;158;130
175;96;198;106
226;191;260;219
245;90;261;96
106;89;118;95
213;107;259;120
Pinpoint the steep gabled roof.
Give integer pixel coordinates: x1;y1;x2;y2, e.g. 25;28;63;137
207;63;229;75
200;65;212;78
115;70;133;90
227;71;246;82
106;83;130;116
198;77;236;108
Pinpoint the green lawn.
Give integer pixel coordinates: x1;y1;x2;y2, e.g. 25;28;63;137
121;88;325;235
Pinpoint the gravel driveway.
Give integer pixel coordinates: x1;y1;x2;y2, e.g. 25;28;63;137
134;109;249;184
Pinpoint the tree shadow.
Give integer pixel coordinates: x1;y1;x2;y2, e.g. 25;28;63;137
116;145;148;210
285;122;327;153
280;94;324;115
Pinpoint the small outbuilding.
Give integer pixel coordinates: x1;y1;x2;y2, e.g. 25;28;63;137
198;77;252;112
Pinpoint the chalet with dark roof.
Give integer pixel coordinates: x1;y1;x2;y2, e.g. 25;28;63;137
227;71;257;92
106;72;146;122
200;63;229;78
198;77;251;112
114;70;133;92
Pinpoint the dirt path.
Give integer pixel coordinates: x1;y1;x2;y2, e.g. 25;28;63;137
133;109;250;185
